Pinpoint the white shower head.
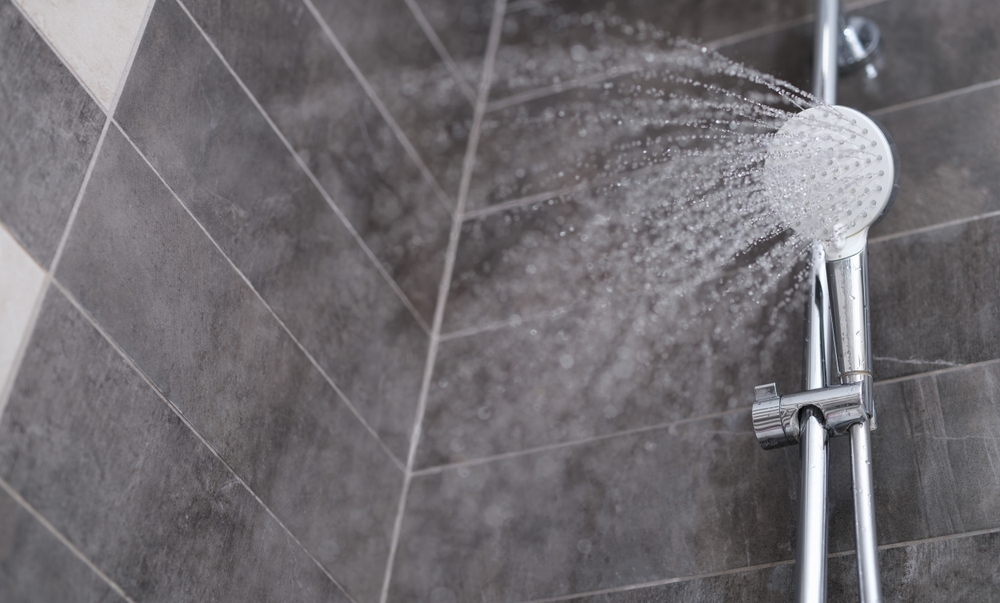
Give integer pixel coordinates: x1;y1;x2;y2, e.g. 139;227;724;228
765;105;900;260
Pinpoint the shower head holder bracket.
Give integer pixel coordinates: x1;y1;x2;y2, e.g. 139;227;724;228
752;381;866;450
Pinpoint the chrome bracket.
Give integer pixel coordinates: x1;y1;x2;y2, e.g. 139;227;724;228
839;15;882;78
752;382;865;450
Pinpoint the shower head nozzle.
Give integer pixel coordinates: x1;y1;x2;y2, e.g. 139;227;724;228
766;105;900;260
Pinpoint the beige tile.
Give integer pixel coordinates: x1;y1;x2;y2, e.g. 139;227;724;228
0;225;46;411
13;0;151;109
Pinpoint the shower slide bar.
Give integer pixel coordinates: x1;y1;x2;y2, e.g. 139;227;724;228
751;1;888;602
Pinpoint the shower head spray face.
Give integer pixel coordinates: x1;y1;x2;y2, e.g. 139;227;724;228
765;105;900;259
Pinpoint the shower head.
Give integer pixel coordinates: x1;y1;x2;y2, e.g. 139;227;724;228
766;105;900;260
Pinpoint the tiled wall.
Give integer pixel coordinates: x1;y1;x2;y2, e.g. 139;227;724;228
2;1;999;603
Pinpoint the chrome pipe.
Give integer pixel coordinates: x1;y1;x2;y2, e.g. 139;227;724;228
796;408;829;603
827;249;875;425
827;248;883;603
813;0;840;104
850;421;882;603
803;244;834;392
795;243;831;603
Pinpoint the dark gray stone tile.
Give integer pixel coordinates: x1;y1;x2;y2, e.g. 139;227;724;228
564;531;1000;602
869;214;1000;380
565;564;795;603
54;125;402;603
818;349;1000;558
0;486;125;603
413;0;495;87
0;0;105;266
492;0;808;102
0;289;349;603
421;293;802;467
827;532;1000;603
718;0;1000;113
182;0;452;322
393;410;802;603
868;83;1000;239
451;142;797;333
310;0;474;199
115;0;428;462
428;158;813;465
839;362;1000;550
392;360;1000;602
470;56;789;212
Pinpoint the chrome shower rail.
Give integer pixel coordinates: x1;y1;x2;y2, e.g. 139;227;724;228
751;1;889;602
813;0;840;104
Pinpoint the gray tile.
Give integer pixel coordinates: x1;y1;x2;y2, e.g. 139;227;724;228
309;0;474;199
868;83;1000;239
421;293;802;467
492;0;808;102
393;410;802;603
0;486;125;603
827;532;1000;603
844;363;1000;549
0;289;349;603
451;150;796;333
182;0;452;322
0;0;105;266
816;361;1000;557
564;532;1000;602
868;214;1000;380
470;58;788;212
564;564;795;603
115;0;428;463
54;124;402;603
413;0;495;88
718;0;1000;113
392;360;1000;602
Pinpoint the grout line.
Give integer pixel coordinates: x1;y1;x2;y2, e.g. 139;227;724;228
377;470;413;603
174;0;431;336
705;0;899;52
0;477;139;603
112;121;406;474
461;183;584;219
505;0;552;13
831;525;1000;558
408;357;1000;477
462;157;665;222
7;0;106;113
0;118;111;424
48;281;361;603
10;0;108;114
106;0;158;117
705;15;814;50
869;77;1000;118
514;558;797;603
402;0;478;104
407;352;1000;476
438;305;573;341
515;525;1000;603
870;208;1000;246
462;176;604;220
874;356;1000;387
298;0;456;213
485;0;888;112
485;66;637;113
412;407;748;477
377;2;508;601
